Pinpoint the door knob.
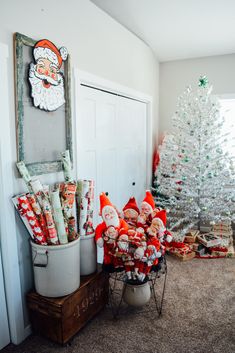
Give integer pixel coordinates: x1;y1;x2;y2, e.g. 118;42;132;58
132;182;135;186
105;192;109;196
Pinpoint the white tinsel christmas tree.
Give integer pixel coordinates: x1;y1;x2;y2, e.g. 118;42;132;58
156;76;235;240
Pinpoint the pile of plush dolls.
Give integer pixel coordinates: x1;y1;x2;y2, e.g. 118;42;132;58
95;190;172;282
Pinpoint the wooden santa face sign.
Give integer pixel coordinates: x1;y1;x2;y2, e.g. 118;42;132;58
29;39;68;111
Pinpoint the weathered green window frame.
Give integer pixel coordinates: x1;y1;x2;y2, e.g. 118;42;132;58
14;32;72;176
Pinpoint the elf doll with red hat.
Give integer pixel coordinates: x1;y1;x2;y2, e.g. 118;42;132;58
95;193;128;272
122;197;140;230
137;190;155;233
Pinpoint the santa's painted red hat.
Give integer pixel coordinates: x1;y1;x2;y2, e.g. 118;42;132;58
123;197;140;214
99;192;114;215
153;209;167;226
33;39;68;68
142;190;155;210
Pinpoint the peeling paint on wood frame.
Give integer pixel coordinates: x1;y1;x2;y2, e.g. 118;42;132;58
14;32;73;176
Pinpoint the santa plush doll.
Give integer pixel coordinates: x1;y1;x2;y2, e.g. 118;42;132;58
122;197;140;230
95;193;128;271
147;209;172;245
137;190;155;233
115;233;135;280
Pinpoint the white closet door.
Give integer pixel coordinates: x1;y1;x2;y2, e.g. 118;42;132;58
77;85;147;227
0;250;10;349
116;96;147;209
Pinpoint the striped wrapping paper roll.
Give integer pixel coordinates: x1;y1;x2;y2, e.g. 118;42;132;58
50;188;68;244
40;192;59;245
79;197;88;236
26;193;49;240
17;195;47;245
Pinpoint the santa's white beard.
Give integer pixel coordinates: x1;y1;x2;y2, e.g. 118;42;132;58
29;64;65;111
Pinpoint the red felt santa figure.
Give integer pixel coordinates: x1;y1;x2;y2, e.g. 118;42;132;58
147;210;173;245
146;210;173;269
122;197;140;230
137;190;155;233
95;193;128;271
116;233;134;280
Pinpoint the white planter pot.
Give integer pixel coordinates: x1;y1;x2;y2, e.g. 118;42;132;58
31;237;80;297
80;233;97;276
123;281;151;307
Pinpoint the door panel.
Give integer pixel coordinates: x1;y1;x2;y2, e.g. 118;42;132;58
77;85;147;228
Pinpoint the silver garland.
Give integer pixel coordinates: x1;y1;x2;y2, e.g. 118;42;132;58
156;77;235;240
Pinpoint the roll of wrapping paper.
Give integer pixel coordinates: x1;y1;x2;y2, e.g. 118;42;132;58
76;180;83;232
26;193;49;240
85;180;95;235
61;150;73;182
16;161;32;191
29;179;44;207
79;197;88;236
61;182;77;219
82;180;89;198
17;195;47;245
40;191;59;245
81;180;89;233
68;217;78;242
50;188;68;244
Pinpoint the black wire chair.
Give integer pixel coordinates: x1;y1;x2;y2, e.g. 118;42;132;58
106;256;168;319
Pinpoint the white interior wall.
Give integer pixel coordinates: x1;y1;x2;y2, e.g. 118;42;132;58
0;0;159;342
159;53;235;134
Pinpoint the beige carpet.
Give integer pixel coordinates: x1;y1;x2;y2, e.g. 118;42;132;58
3;256;235;353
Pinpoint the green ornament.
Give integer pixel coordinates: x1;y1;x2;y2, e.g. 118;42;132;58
198;75;209;87
184;157;189;162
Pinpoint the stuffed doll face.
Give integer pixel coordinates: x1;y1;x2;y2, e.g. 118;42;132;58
152;218;165;231
104;226;118;244
123;209;138;228
102;205;119;227
117;234;129;252
141;202;152;215
134;247;144;260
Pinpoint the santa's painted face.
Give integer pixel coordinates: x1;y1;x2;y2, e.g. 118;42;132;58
104;226;118;244
134;247;144;260
152;218;165;231
117;234;129;251
102;205;119;227
123;209;138;228
141;202;152;215
29;60;65;111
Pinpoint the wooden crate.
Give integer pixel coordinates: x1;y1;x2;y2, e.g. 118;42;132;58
184;230;200;243
171;250;196;261
26;269;109;344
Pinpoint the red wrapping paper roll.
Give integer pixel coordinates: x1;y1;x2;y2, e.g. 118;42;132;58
17;195;47;245
26;193;49;240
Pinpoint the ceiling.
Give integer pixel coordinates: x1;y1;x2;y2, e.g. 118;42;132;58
91;0;235;62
